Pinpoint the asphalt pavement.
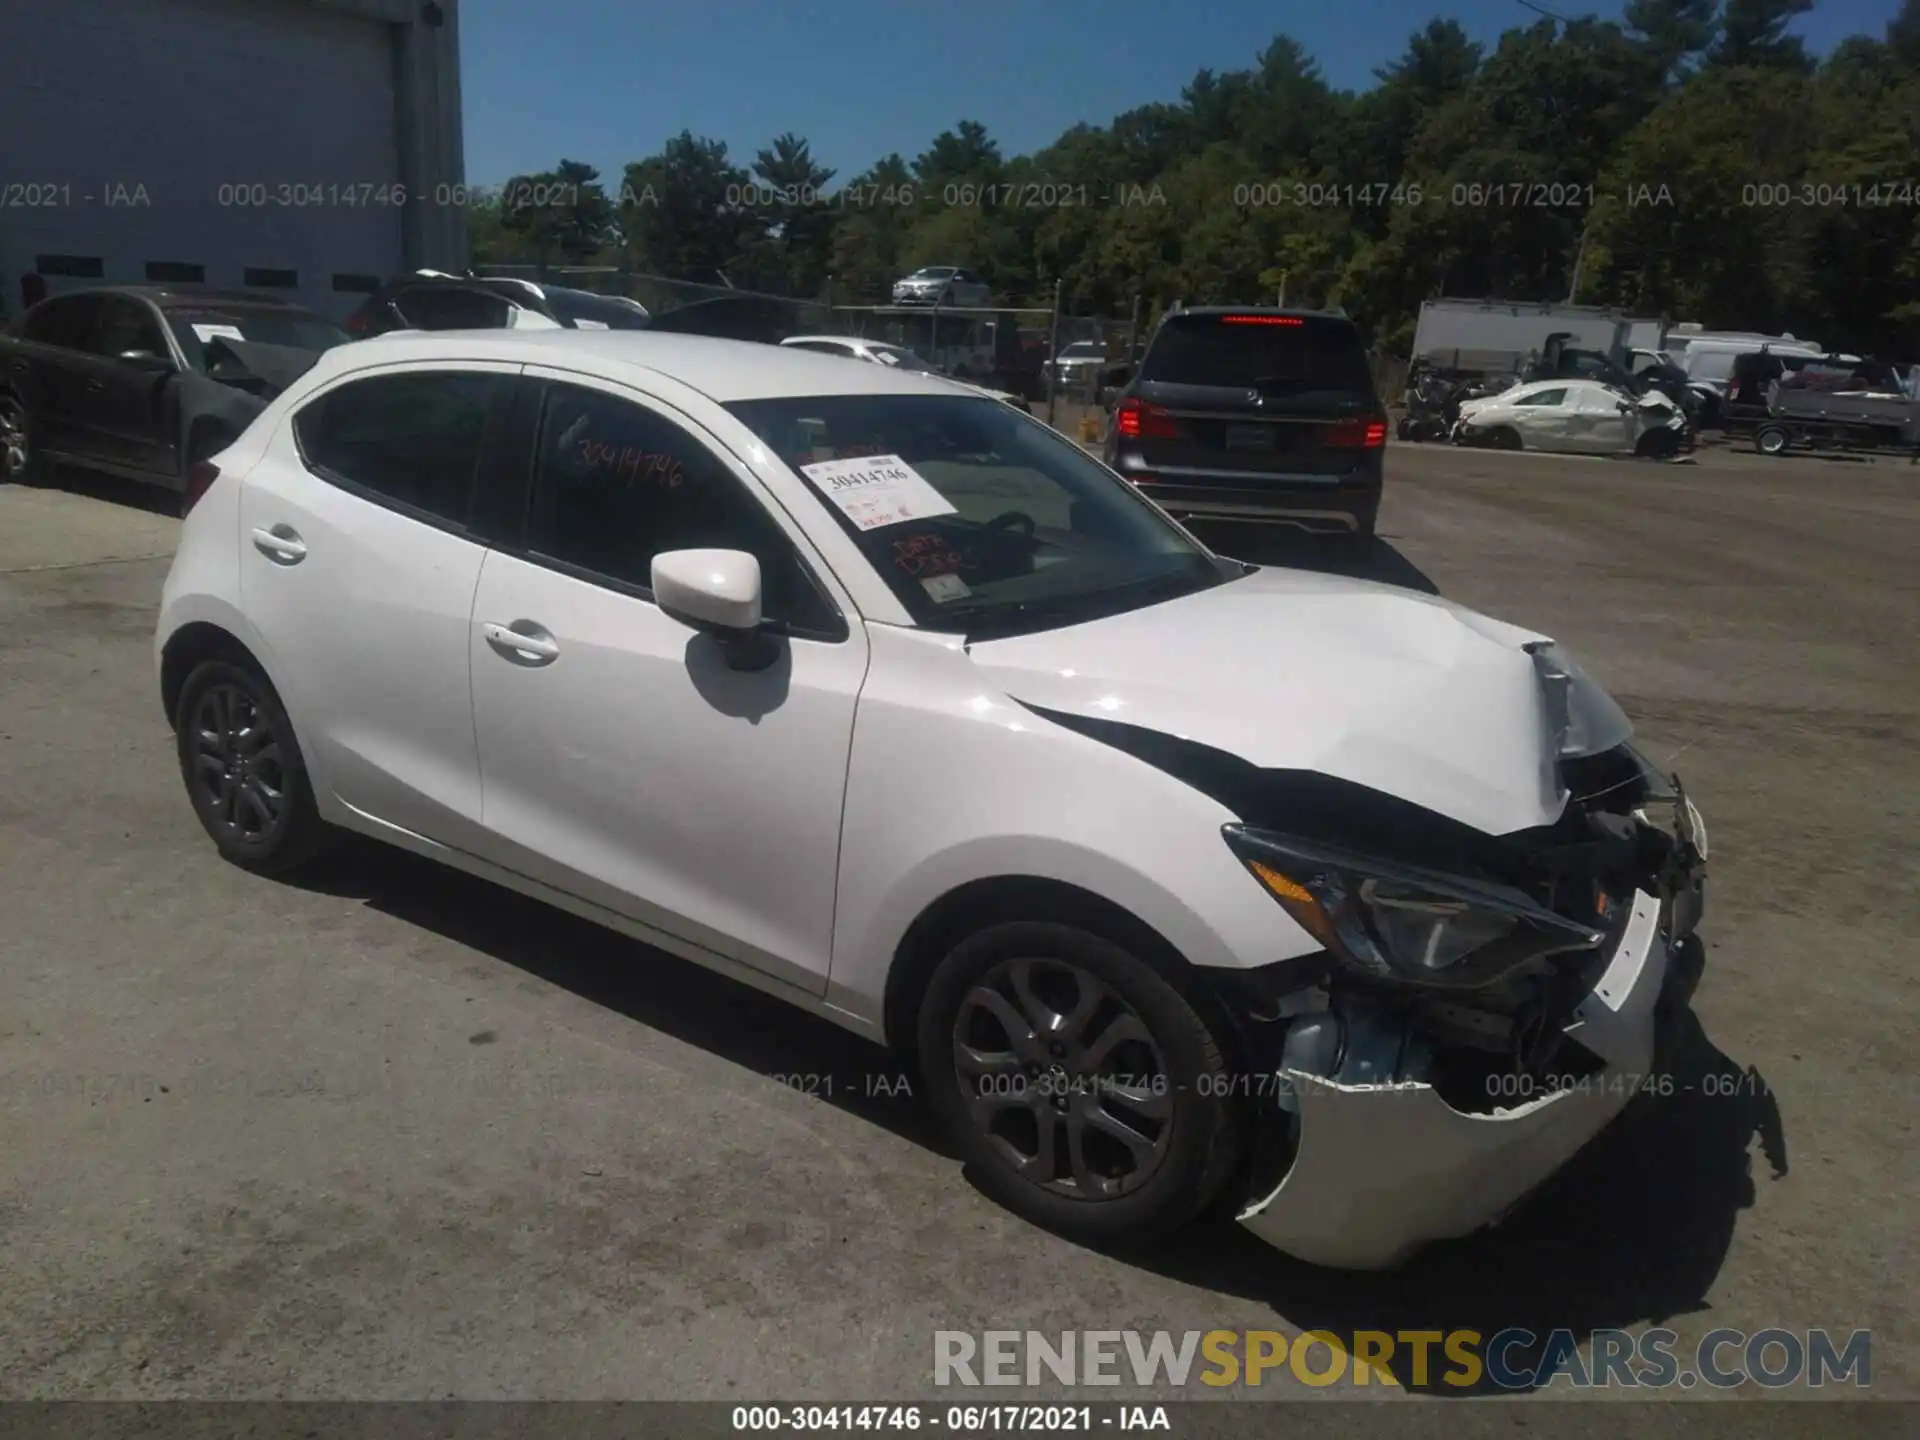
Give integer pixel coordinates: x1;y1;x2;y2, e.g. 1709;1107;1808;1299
0;445;1913;1407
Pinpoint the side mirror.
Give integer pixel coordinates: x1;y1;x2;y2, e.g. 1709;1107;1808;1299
651;548;779;672
119;348;172;370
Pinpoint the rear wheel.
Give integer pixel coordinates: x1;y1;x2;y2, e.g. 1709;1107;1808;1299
918;921;1244;1245
174;659;329;875
1755;425;1791;457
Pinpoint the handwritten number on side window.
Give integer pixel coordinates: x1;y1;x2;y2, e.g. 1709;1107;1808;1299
573;437;687;489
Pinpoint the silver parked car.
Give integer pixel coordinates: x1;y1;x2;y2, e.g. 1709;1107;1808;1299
891;266;991;307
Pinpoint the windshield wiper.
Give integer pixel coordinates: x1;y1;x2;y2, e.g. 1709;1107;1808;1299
947;568;1217;643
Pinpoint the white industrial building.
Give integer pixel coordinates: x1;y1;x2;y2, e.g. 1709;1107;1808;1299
0;0;467;321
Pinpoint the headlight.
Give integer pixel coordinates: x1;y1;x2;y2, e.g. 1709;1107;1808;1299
1224;826;1608;991
1528;641;1633;760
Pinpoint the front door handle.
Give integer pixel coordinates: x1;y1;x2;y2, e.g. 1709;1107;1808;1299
250;524;307;565
483;621;560;665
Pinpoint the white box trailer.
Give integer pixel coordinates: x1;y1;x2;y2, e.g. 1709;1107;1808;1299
1412;298;1664;375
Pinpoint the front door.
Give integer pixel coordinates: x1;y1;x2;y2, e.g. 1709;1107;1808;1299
467;370;867;993
1567;385;1636;453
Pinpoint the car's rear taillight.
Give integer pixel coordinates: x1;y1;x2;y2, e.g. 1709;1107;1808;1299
183;461;220;516
1114;398;1179;439
1325;418;1388;448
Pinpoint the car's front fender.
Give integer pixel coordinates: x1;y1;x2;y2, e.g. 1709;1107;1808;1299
826;627;1316;1038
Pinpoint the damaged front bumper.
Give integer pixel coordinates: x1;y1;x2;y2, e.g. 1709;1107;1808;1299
1234;807;1707;1271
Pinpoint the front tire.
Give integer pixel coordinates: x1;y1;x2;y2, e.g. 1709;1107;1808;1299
0;393;47;486
174;660;329;875
917;921;1244;1245
1756;424;1790;457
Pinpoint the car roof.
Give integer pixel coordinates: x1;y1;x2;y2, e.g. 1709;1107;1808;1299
780;335;867;346
313;329;976;402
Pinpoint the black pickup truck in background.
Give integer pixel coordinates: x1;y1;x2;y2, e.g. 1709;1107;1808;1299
0;286;349;500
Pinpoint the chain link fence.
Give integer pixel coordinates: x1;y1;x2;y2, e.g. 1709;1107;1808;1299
478;263;837;332
475;264;1148;439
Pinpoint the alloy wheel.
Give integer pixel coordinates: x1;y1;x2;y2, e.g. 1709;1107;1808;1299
951;956;1174;1200
0;399;28;480
188;683;289;843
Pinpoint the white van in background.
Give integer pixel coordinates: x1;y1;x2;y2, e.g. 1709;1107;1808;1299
1669;332;1827;396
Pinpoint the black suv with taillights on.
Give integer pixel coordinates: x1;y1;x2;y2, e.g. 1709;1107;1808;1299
1102;307;1387;546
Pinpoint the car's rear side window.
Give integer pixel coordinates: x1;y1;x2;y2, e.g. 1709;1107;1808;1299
1139;315;1374;396
294;371;507;529
394;285;512;330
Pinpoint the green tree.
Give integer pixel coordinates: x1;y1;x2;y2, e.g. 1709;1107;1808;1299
1584;67;1813;326
826;154;918;301
1708;0;1816;71
619;133;760;285
498;160;615;268
751;133;836;298
912;121;1005;193
1623;0;1718;84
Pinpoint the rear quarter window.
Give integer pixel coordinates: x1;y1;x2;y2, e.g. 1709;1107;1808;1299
1140;315;1374;397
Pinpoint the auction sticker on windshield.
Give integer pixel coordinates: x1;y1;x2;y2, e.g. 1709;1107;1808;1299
800;453;958;531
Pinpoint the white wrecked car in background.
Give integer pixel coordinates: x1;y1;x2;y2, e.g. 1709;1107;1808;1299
1454;377;1689;457
156;330;1710;1272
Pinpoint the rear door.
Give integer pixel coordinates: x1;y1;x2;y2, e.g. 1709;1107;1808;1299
240;362;518;853
1124;313;1382;482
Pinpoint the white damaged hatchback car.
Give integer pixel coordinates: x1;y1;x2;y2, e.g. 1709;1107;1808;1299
157;330;1710;1270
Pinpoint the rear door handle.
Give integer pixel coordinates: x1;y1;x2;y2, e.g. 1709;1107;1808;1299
483;621;560;665
250;524;307;565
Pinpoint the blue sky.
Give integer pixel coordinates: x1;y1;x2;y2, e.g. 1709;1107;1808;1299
460;0;1904;186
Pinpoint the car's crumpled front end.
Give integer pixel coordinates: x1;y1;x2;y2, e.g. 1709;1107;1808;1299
1215;647;1708;1269
966;569;1707;1269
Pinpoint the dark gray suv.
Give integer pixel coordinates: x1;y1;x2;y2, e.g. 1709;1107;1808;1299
1102;307;1386;545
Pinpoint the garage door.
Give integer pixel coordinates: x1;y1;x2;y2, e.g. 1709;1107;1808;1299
0;0;406;319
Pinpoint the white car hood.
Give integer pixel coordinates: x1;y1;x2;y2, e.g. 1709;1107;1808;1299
966;567;1569;836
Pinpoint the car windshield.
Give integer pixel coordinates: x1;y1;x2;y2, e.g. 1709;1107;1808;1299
1059;343;1102;358
913;268;956;279
166;307;350;369
1139;313;1374;399
869;345;935;372
724;393;1238;640
545;288;651;330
